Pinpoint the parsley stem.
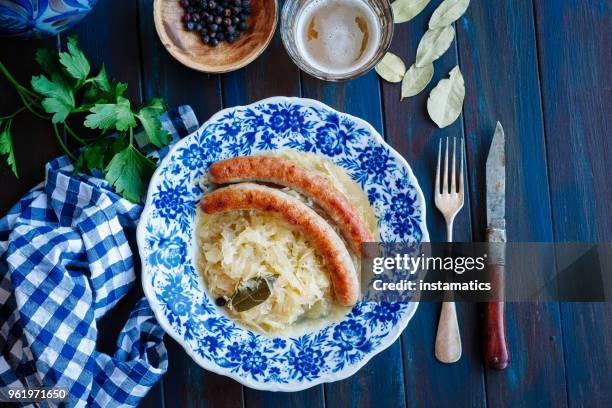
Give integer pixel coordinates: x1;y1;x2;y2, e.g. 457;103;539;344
64;123;87;145
0;106;26;121
0;60;38;99
19;95;48;120
129;127;134;146
72;105;93;113
52;123;76;160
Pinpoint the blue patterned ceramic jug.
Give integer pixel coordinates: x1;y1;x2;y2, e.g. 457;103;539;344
0;0;97;38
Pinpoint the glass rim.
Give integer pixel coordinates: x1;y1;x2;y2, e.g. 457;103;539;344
280;0;395;82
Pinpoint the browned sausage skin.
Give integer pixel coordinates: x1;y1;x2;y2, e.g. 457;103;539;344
208;156;376;256
199;183;360;306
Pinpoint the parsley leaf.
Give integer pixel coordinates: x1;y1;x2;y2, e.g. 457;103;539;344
0;121;18;178
82;66;113;105
75;143;106;173
91;65;111;93
35;48;63;77
84;96;136;131
59;37;90;83
136;98;170;148
104;144;156;202
114;82;128;97
31;74;75;123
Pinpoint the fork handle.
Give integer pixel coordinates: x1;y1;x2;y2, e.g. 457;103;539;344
484;228;510;370
435;301;462;363
446;219;454;242
435;218;461;363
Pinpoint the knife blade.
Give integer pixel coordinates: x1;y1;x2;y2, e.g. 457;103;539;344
484;122;510;370
487;122;506;231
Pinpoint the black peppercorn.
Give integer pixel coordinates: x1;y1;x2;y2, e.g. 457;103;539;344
215;297;226;306
181;0;248;46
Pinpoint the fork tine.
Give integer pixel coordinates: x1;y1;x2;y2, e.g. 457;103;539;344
459;138;464;195
443;137;449;194
435;139;441;195
451;137;457;194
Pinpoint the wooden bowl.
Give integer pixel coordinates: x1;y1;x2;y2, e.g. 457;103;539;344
153;0;277;73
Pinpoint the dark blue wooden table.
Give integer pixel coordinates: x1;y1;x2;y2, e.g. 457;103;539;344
1;1;610;407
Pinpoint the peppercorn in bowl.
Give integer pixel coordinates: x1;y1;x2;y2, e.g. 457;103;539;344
154;0;277;73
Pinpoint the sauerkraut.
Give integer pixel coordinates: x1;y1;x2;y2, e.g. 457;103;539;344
195;150;378;335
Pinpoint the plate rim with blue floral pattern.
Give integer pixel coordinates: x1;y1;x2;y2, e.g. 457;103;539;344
137;97;429;391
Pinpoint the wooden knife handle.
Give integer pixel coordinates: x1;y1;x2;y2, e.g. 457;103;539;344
484;228;510;370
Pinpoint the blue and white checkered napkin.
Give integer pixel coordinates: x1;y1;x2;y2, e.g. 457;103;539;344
0;107;199;407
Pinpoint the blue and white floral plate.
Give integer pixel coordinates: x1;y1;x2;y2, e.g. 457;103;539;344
137;97;429;391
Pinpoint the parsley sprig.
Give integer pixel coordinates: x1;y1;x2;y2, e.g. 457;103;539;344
0;37;170;202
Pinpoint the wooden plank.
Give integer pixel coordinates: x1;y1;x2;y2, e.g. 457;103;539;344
245;387;325;408
300;71;407;407
0;37;61;214
533;1;612;406
455;1;568;406
63;2;142;101
163;337;244;408
63;2;165;407
221;36;301;103
135;1;246;407
379;1;485;406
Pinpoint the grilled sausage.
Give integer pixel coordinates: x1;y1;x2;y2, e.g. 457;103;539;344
208;156;375;256
199;183;360;306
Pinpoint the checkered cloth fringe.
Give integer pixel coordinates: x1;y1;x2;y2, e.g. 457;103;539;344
0;106;199;407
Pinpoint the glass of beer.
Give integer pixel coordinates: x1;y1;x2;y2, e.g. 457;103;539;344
281;0;394;81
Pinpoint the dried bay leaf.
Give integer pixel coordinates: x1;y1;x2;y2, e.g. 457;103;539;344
415;25;455;67
391;0;431;24
429;0;470;29
427;66;465;128
375;52;407;83
401;63;434;99
229;275;277;312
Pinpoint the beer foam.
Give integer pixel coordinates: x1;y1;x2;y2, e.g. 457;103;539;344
295;0;381;75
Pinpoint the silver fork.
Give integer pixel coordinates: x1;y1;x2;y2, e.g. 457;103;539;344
434;136;464;363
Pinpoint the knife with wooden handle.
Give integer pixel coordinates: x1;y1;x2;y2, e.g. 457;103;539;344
484;122;510;370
